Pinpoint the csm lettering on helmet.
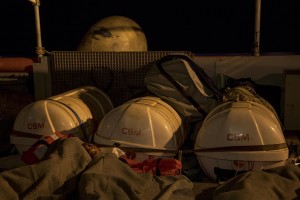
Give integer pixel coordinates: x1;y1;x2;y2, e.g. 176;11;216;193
27;123;45;129
122;128;143;136
227;133;250;141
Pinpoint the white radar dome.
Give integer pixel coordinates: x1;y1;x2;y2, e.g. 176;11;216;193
78;15;148;52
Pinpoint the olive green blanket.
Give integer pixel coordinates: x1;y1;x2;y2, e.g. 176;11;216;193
213;164;300;200
0;137;194;200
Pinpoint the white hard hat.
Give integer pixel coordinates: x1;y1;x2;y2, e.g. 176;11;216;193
11;98;93;154
194;101;289;181
94;96;186;157
50;86;114;130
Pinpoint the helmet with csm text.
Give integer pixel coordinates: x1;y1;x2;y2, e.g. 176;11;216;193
194;101;289;181
94;96;187;161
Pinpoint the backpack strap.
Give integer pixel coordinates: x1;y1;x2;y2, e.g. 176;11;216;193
156;56;207;116
156;54;222;116
159;54;222;99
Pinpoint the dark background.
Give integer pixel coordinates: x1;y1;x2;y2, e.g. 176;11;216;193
1;0;300;57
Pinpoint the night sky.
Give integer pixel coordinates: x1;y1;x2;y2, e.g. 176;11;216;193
1;0;300;57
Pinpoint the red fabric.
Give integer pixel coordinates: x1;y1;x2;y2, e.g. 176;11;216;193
21;142;40;165
120;157;182;176
21;132;73;164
